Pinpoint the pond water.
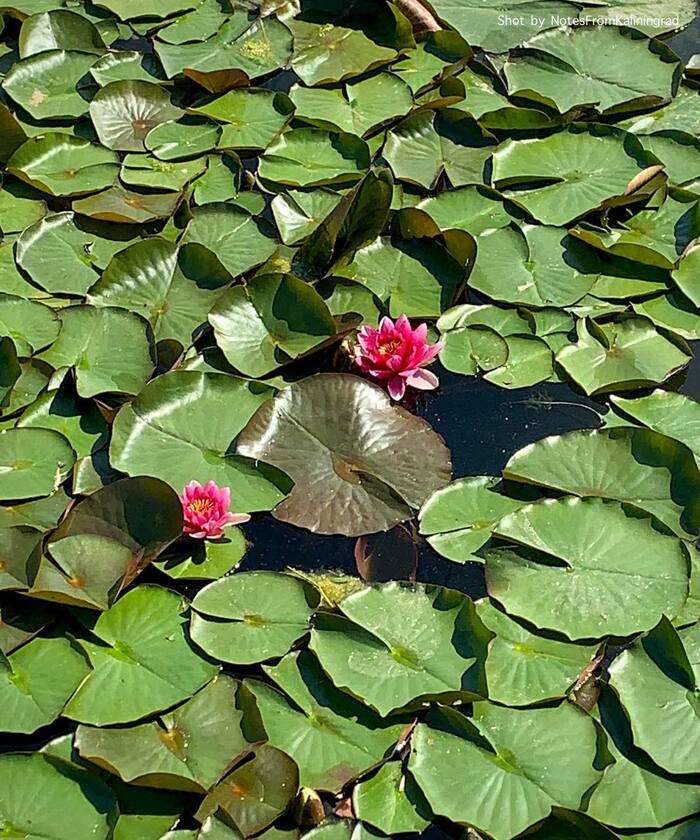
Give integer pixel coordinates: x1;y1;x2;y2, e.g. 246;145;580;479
241;364;604;595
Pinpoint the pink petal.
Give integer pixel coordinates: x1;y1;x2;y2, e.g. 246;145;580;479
406;368;440;390
387;375;406;400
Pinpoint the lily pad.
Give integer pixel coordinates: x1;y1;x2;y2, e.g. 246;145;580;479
245;650;405;793
38;305;154;397
0;292;59;355
419;476;528;563
0;636;90;733
72;184;181;223
0;752;115;840
0;427;75;500
477;600;599;707
352;761;431;835
110;370;290;512
208;273;338;378
191;572;320;665
89;238;230;345
608;618;700;775
75;676;250;791
237;374;452;536
191;88;292;150
89;80;182;152
556;317;690;395
491;125;647;226
195;744;299;835
64;584;218;725
487;496;688;640
503;426;700;540
3;50;96;119
309;581;489;715
258;128;369;189
409;701;601;840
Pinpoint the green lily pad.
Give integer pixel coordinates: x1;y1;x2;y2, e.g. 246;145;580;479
271;190;343;247
258;128;369;189
245;650;406;793
0;427;75;500
0;292;59;355
190;88;292;150
89;238;230;345
64;584;218;725
352;761;431;835
426;0;578;51
384;109;496;189
154;530;247;581
491;125;647;226
75;675;250;791
417;184;512;236
438;325;509;377
191;571;320;665
409;701;601;840
0;752;116;840
556;317;690;395
3;50;96;119
477;599;599;706
209;273;338;378
0;636;90;733
145;118;221;160
196;744;299;835
640;132;700;189
608;618;700;775
15;212;102;294
110;370;290;512
289;19;396;86
0;185;46;233
309;581;489;715
504;426;700;540
120;153;206;192
504;26;679;115
155;14;292;81
90;50;163;86
237;374;452;536
181;203;276;279
18;8;105;57
290;73;412;138
484;334;554;389
0;336;20;408
38;305;154;397
93;0;195;20
89;80;182;152
419;476;528;563
72;184;181;223
612;391;700;466
488;496;688;640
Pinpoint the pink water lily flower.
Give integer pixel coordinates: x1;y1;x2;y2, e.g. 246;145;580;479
180;480;250;540
352;315;444;401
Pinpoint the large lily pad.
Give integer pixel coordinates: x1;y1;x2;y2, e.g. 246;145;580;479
258;128;369;189
64;584;218;725
75;676;250;791
38;305;155;397
0;636;89;733
3;50;96;119
409;702;601;840
309;581;489;714
8;134;118;196
89;80;182;152
487;496;688;640
89;238;230;345
208;274;338;378
477;600;599;707
608;618;700;775
0;427;75;500
504;26;680;115
191;572;320;665
556;317;690;395
245;651;405;793
504;426;700;539
491;125;647;225
110;370;290;512
237;374;452;536
0;753;116;840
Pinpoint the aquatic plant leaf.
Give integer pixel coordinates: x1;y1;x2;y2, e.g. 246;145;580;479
237;374;452;536
191;571;320;665
487;496;688;640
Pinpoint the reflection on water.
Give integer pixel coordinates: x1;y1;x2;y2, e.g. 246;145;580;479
241;364;604;596
666;3;700;60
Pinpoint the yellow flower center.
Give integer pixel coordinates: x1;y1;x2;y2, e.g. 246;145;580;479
378;339;401;355
188;498;215;515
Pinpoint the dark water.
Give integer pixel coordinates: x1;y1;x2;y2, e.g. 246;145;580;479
240;364;604;596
